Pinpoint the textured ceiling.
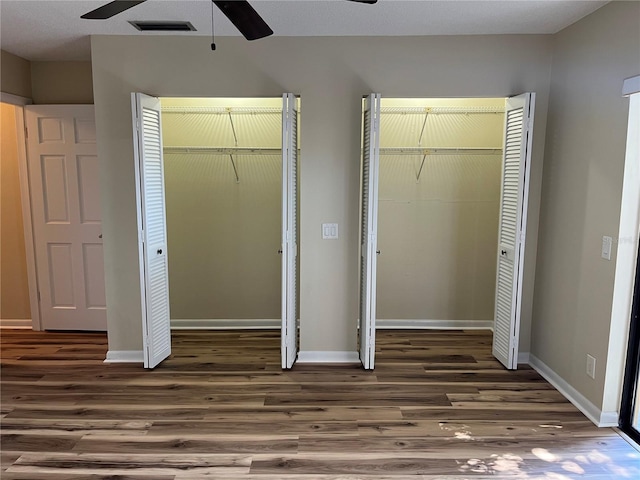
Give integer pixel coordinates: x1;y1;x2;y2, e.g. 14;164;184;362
0;0;609;61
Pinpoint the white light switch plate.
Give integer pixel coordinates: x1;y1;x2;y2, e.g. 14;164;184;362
322;223;339;240
601;236;612;260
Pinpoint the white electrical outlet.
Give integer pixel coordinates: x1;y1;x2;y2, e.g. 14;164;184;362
586;354;596;379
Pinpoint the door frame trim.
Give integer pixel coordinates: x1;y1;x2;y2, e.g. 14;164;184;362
17;105;42;330
1;95;42;330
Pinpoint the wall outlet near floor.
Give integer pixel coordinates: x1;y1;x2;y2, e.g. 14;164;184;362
586;354;596;379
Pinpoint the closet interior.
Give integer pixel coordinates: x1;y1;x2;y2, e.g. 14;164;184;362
376;97;506;328
160;97;284;329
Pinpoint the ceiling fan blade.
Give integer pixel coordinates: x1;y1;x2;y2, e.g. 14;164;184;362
81;0;147;20
213;1;273;41
347;0;378;4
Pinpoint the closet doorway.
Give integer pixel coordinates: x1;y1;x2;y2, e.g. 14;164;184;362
131;94;299;369
359;94;535;370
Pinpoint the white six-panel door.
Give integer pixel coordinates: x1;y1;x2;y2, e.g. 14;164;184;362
132;93;172;369
25;105;106;331
359;93;381;370
493;93;536;370
281;93;299;369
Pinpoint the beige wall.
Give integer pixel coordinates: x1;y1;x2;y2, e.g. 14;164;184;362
532;1;640;409
91;34;552;353
161;99;282;320
0;52;94;104
377;99;504;321
31;62;93;104
1;50;32;98
0;103;31;320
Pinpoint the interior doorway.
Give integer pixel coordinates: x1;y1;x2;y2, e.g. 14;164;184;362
23;105;106;331
1;98;106;332
1;101;32;329
131;94;300;369
359;94;535;370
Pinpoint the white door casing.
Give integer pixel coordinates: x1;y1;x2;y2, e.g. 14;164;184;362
359;93;382;370
132;93;171;369
25;105;106;331
281;93;299;369
493;92;536;370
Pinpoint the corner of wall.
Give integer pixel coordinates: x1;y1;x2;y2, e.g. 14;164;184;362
30;61;94;104
530;0;640;418
529;354;619;427
1;50;32;99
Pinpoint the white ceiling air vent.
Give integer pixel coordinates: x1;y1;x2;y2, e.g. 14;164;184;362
129;21;196;32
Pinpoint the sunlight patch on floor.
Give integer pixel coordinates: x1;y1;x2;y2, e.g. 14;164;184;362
454;444;640;478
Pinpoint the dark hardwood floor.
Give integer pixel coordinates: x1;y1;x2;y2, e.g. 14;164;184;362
1;328;638;479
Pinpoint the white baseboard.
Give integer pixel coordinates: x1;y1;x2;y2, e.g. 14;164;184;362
528;354;618;427
104;350;144;363
0;319;32;329
518;351;530;364
297;351;360;364
170;319;280;330
376;319;493;330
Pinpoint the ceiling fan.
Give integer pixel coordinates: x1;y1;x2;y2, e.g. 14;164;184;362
81;0;378;41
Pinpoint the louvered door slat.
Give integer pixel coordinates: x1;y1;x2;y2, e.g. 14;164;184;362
133;93;171;369
492;93;535;370
359;94;381;370
281;93;299;369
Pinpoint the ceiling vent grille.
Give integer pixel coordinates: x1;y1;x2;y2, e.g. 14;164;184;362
129;21;196;32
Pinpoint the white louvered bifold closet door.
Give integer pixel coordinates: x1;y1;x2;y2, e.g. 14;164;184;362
493;93;535;370
132;93;171;369
281;93;299;369
359;93;381;370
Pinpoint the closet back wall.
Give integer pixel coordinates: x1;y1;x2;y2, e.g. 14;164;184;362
377;99;504;323
161;99;282;322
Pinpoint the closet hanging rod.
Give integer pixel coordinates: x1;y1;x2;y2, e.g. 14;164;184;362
161;106;282;115
379;147;503;156
164;146;284;155
380;106;504;115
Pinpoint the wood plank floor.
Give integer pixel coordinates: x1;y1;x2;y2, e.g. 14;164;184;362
1;329;638;479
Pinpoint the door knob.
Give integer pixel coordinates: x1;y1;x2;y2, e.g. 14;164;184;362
278;249;283;254
376;250;381;255
501;249;507;256
98;234;103;239
157;249;163;255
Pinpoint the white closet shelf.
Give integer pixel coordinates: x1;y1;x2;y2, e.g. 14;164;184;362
380;106;504;115
163;146;283;155
161;106;282;115
380;147;503;156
